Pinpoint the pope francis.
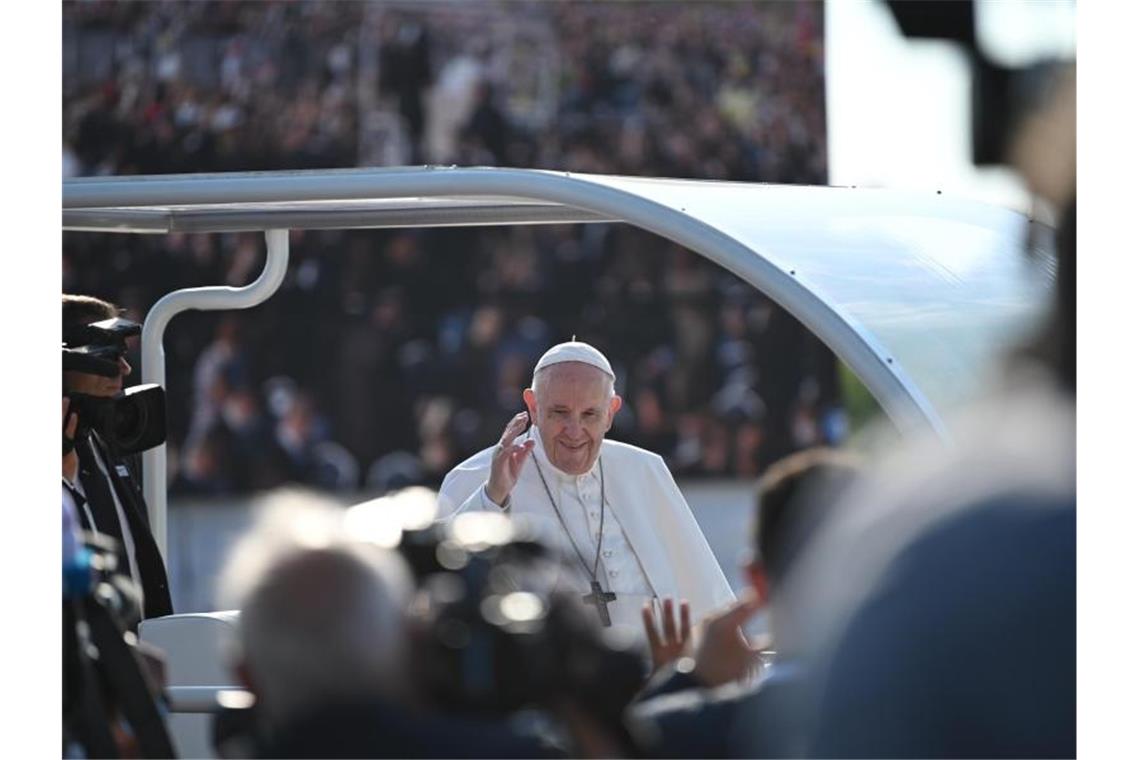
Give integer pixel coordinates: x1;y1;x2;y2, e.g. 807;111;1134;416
438;340;735;632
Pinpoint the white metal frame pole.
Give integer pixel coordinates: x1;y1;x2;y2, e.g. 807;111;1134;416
140;229;291;559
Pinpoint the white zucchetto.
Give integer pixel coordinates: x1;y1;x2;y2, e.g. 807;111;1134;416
533;340;615;380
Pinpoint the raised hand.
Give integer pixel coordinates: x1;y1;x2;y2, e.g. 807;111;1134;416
642;596;692;671
692;590;765;688
486;412;536;506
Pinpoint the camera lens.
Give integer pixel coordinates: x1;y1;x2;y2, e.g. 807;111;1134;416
113;399;146;448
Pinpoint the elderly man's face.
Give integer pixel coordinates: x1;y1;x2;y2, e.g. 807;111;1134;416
523;362;622;475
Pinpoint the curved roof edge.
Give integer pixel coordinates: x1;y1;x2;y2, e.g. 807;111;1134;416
64;166;949;437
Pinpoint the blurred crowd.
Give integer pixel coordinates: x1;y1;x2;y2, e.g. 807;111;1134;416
63;0;361;174
62;1;839;496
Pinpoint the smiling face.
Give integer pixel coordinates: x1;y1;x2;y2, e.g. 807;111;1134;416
523;362;622;475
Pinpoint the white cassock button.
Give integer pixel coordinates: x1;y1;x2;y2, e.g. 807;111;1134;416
609;570;618;578
590;511;598;519
604;550;613;558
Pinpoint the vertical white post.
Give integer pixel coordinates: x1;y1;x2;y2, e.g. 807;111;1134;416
140;230;291;559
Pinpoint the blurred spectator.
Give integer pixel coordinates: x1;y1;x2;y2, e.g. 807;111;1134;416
215;488;565;758
63;1;840;496
789;75;1077;753
379;16;433;163
221;525;413;751
632;447;861;758
188;315;249;442
461;82;510;164
791;217;1076;758
273;390;334;483
797;384;1076;758
173;425;234;496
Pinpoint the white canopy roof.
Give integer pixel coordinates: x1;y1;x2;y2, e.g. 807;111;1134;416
64;166;1054;436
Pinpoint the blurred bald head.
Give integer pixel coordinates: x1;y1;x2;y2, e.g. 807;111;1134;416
234;540;413;725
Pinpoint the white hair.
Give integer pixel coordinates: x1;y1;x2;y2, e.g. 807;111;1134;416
531;361;615;400
218;487;414;725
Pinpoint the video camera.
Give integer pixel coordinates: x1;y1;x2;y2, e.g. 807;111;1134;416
63;316;167;455
397;512;646;728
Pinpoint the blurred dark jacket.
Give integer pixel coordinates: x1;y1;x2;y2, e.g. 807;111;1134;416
630;661;807;758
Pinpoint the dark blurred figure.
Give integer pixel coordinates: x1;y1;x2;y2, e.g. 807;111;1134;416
462;81;510;165
631;448;860;758
379;17;433;163
792;67;1076;759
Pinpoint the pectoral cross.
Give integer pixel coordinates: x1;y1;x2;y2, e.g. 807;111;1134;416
582;580;617;627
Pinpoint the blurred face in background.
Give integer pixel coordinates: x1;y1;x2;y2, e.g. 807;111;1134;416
523;362;621;475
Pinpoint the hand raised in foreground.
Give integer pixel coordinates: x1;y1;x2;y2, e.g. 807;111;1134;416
642;596;692;671
692;590;765;688
486;412;536;506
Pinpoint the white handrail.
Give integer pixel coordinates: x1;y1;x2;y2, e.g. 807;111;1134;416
140;229;291;558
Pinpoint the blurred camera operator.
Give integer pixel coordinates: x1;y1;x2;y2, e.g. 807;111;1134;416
62;294;172;621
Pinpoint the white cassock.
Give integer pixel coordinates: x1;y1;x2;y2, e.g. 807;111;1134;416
437;430;736;633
